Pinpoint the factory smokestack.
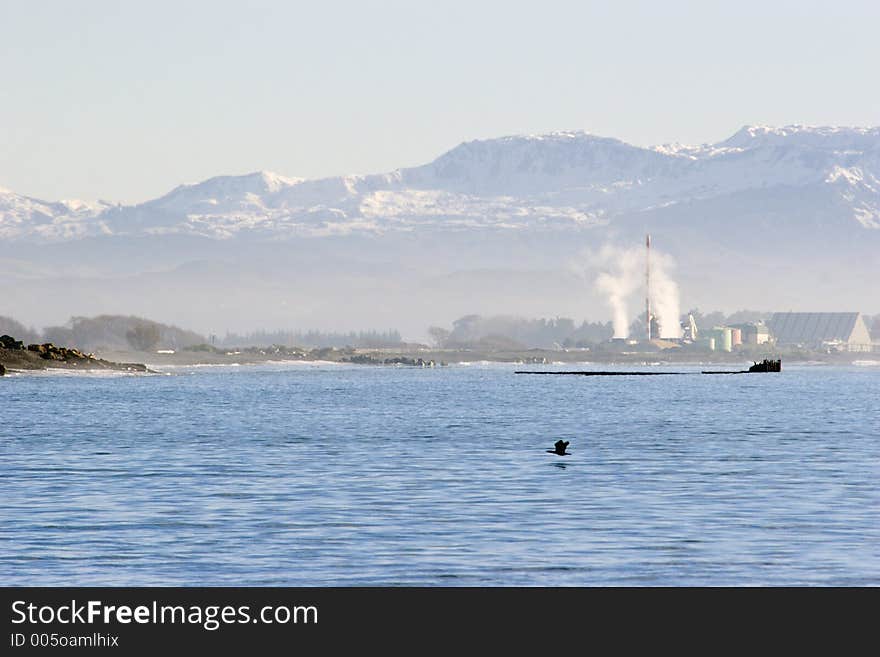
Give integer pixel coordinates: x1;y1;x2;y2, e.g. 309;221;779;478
645;233;651;341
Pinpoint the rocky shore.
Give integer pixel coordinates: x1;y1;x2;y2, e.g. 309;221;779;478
341;354;443;367
94;345;452;368
92;344;811;368
3;334;867;376
0;335;149;374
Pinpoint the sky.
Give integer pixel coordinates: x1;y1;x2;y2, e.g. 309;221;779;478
1;0;879;203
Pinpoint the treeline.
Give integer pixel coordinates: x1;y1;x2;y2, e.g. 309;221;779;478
428;309;777;349
0;316;41;344
686;309;769;331
0;315;206;352
626;309;770;339
219;329;404;349
428;315;614;349
3;310;876;354
0;314;406;351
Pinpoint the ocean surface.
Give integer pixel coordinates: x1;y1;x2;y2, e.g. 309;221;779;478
2;361;878;586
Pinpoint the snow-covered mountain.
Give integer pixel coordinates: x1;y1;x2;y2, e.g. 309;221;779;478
1;125;878;338
0;189;113;241
3;125;879;241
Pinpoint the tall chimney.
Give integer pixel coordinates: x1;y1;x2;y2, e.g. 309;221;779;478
645;233;651;341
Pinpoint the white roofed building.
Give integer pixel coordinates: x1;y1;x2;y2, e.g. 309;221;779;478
768;312;873;352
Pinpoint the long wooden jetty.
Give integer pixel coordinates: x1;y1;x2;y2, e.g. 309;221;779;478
515;359;781;376
514;370;688;376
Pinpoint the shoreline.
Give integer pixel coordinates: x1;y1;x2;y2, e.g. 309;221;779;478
96;346;873;369
0;344;151;375
4;343;875;377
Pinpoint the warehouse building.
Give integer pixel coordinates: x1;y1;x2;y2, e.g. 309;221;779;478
768;312;873;352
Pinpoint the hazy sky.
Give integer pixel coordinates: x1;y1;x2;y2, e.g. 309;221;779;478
2;0;878;203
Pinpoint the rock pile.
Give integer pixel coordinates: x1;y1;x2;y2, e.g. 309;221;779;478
0;335;26;350
343;354;439;367
1;335;148;373
26;343;94;362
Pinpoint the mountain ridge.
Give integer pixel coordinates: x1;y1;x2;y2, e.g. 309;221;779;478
3;124;879;241
2;124;878;336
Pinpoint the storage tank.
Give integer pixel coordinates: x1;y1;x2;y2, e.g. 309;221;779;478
730;328;742;348
720;327;732;352
710;327;732;352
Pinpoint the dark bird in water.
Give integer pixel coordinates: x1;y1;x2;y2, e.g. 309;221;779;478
547;440;570;456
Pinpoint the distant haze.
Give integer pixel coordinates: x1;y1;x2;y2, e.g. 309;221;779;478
1;1;879;202
1;125;878;341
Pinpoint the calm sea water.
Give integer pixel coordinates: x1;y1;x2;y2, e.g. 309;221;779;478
2;361;878;586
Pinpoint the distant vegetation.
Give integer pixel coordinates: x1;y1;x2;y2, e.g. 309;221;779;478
0;316;405;351
625;309;770;339
125;322;162;351
689;309;769;331
1;309;875;354
182;343;221;353
218;329;404;349
0;316;41;344
42;316;206;352
430;310;776;349
429;315;614;349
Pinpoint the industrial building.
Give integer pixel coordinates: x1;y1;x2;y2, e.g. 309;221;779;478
768;312;873;352
730;322;771;345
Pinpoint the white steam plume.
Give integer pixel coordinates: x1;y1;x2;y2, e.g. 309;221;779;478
649;250;683;339
592;245;642;338
576;242;683;339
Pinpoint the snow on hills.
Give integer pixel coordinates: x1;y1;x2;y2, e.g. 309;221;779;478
720;124;880;150
154;170;304;214
2;125;880;241
3;126;879;338
399;131;675;194
0;189;112;240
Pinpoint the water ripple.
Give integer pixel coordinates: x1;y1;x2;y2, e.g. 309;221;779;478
1;363;878;585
